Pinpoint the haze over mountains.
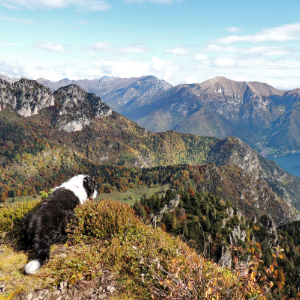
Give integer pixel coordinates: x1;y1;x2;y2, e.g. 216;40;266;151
2;74;300;155
32;75;300;156
1;77;300;223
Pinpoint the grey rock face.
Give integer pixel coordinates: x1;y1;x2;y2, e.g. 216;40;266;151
150;194;180;228
53;84;112;132
0;74;19;83
219;246;232;268
0;78;54;117
0;79;113;133
230;225;247;244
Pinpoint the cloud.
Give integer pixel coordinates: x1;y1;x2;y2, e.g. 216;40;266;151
34;42;71;53
206;44;291;56
114;45;150;54
214;56;236;67
78;20;88;24
165;46;190;55
215;22;300;44
0;0;111;11
0;16;34;24
194;54;209;62
94;57;151;78
54;21;64;26
184;76;198;84
226;27;241;33
125;0;183;4
87;42;150;54
3;42;22;46
89;42;112;52
2;51;300;89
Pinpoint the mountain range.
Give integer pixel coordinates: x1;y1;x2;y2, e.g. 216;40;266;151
32;75;300;156
1;75;300;300
1;77;300;224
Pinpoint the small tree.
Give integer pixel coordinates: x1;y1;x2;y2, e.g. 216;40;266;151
8;190;16;198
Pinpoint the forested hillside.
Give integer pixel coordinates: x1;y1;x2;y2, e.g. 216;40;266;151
134;188;300;299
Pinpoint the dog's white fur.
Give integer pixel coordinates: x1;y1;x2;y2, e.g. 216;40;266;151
23;174;97;274
53;174;97;204
25;260;41;275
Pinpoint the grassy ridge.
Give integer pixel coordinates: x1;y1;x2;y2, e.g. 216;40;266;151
0;200;266;299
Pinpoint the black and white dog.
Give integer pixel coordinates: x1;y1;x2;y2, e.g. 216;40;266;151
20;175;97;275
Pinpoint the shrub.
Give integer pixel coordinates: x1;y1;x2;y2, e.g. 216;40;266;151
0;200;41;233
67;200;140;244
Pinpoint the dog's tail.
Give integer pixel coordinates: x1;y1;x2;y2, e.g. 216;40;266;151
25;260;42;274
24;235;51;274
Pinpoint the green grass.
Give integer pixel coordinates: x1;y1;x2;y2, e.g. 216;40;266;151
2;195;38;206
95;184;171;206
2;184;171;208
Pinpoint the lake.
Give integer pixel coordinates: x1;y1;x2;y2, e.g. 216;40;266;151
267;153;300;177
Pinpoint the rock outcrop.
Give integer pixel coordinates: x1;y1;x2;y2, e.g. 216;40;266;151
53;84;112;132
150;194;180;228
0;78;54;117
0;79;112;132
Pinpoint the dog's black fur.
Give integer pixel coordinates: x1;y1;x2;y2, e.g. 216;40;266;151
20;175;97;274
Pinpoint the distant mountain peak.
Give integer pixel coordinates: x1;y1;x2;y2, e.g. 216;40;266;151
200;76;284;98
246;81;285;97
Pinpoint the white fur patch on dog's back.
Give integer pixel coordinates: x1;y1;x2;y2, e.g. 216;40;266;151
25;259;41;274
53;174;88;204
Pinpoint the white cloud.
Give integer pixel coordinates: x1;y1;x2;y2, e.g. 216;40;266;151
194;54;209;62
184;76;198;84
89;42;112;52
215;22;300;44
87;42;150;54
125;0;183;4
214;57;236;67
3;42;22;46
165;46;190;55
226;27;241;33
78;20;88;24
34;42;71;53
2;52;300;89
114;45;150;54
151;56;176;81
206;43;291;56
0;0;111;11
54;21;64;26
0;15;34;24
94;57;149;78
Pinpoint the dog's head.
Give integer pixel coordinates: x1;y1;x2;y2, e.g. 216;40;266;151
83;175;98;200
56;174;98;204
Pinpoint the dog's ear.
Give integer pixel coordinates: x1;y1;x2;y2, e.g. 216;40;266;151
83;176;95;198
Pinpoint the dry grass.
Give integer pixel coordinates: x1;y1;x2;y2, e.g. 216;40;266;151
0;200;268;299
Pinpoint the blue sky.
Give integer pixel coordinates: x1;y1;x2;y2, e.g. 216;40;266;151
1;0;300;88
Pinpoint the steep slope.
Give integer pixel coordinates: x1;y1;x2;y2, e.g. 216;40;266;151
211;136;300;211
0;79;112;132
8;74;300;154
53;84;112;132
1;78;300;220
0;78;54;117
125;77;300;155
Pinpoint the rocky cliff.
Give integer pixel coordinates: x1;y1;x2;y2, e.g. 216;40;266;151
0;79;112;132
0;78;54;117
212;136;300;211
53;84;112;132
